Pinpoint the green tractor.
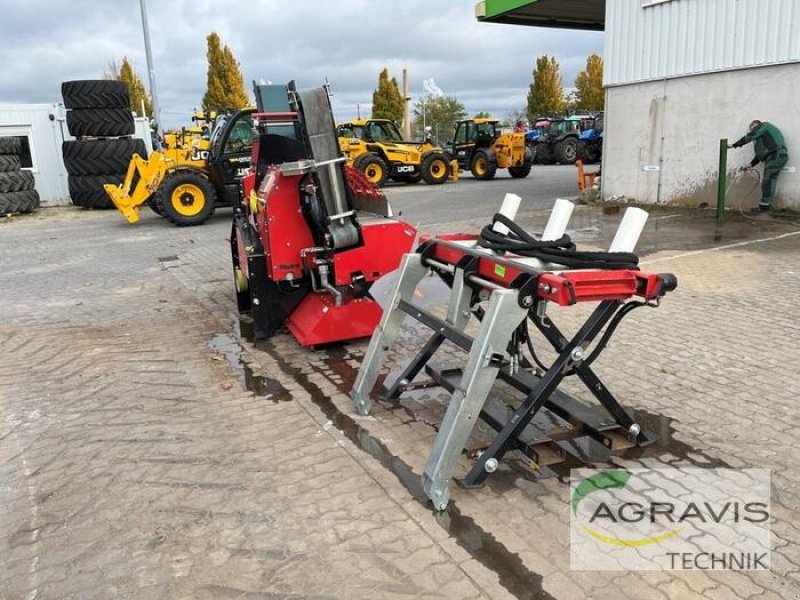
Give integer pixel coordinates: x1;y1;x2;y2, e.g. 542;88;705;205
529;116;590;165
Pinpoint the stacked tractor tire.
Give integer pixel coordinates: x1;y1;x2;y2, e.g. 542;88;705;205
0;137;40;215
61;80;146;209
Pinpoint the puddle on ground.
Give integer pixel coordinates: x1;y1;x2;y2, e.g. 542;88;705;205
207;333;291;403
234;315;726;600
551;209;797;257
321;345;729;486
249;336;553;600
216;203;793;599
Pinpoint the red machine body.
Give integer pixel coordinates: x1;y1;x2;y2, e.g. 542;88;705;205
286;293;384;346
423;233;670;305
232;86;416;347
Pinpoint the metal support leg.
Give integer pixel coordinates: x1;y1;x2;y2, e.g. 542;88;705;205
351;253;428;415
384;265;474;400
534;307;651;444
422;289;528;510
461;301;620;487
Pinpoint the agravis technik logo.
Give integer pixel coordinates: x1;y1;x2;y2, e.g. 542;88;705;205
570;468;770;571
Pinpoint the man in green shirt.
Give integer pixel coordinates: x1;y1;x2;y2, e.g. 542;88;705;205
729;120;789;213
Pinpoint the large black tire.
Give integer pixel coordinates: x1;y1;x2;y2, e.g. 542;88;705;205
577;140;601;164
532;143;554;165
155;170;216;226
68;174;122;209
67;108;135;138
0;190;40;214
149;198;165;216
470;149;497;180
62;138;146;176
0;137;21;155
354;154;389;187
421;151;450;185
0;170;35;193
61;80;130;110
555;138;578;164
508;153;533;178
0;155;21;172
393;173;423;184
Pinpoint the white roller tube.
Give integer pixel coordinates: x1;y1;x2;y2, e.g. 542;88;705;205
491;193;522;236
609;207;649;252
541;198;575;241
507;198;574;270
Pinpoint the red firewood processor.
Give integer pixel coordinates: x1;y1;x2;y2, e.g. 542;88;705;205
231;81;417;346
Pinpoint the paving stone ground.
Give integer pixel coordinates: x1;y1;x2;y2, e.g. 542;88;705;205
1;184;799;599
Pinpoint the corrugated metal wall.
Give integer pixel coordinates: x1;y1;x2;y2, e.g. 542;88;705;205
606;0;800;87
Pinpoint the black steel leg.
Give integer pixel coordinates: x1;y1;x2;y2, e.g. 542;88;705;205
462;301;620;487
384;333;446;401
535;304;652;445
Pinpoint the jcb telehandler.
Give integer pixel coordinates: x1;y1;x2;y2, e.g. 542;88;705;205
105;108;255;226
160;110;217;151
336;118;455;186
448;118;532;180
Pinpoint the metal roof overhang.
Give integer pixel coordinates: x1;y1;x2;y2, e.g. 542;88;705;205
475;0;605;32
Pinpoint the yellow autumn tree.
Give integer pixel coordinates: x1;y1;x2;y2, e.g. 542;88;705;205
202;32;249;111
527;55;565;117
371;68;404;123
104;57;152;117
574;54;605;111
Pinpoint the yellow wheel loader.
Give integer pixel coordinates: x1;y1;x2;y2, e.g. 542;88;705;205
105;108;255;226
448;118;532;180
336;119;457;186
161;110;217;151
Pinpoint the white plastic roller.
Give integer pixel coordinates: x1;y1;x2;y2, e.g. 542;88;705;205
541;198;575;241
491;193;522;236
609;207;649;252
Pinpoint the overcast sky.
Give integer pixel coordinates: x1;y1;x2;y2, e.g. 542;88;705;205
0;0;603;127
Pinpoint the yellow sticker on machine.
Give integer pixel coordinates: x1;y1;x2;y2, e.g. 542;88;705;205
494;264;506;278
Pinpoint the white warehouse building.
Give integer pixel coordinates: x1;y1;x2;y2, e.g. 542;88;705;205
476;0;800;210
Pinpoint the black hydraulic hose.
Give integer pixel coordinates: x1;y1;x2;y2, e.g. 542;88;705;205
478;213;640;270
581;301;646;369
523;323;551;373
522;300;647;376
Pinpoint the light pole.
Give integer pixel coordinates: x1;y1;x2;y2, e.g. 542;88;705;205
357;103;372;120
139;0;162;137
422;95;428;137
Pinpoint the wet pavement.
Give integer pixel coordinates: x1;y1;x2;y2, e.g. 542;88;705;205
1;170;800;599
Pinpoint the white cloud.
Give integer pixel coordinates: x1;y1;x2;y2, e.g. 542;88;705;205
0;0;603;126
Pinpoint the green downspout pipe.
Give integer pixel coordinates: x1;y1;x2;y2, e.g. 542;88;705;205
717;139;728;221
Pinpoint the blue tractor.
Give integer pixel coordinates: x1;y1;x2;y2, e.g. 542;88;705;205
577;113;604;164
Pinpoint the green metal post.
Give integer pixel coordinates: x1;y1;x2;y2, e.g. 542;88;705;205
717;139;728;221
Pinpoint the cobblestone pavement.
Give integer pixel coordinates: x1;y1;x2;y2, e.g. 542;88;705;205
1;180;800;599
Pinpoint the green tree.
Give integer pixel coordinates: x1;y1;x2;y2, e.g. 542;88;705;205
527;55;565;117
412;96;466;143
371;68;405;123
202;32;249;111
474;111;491;119
574;54;604;111
103;58;152;117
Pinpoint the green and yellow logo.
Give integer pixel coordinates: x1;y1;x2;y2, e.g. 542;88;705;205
572;470;681;547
